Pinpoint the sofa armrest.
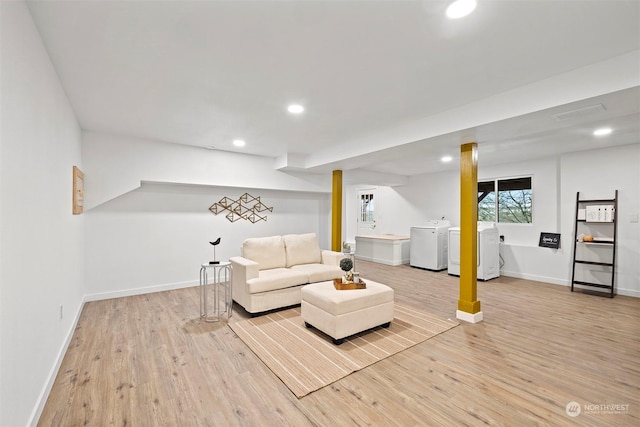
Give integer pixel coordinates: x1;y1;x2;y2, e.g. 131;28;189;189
230;256;259;282
230;256;259;306
321;250;347;267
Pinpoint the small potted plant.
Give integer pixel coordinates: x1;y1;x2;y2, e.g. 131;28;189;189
340;257;354;283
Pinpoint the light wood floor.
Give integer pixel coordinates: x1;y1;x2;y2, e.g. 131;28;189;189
39;261;639;426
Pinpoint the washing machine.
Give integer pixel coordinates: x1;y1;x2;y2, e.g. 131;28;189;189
410;220;451;271
448;222;500;280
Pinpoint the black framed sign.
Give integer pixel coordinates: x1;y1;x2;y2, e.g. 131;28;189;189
539;232;561;249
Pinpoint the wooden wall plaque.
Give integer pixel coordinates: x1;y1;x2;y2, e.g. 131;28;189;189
72;166;84;215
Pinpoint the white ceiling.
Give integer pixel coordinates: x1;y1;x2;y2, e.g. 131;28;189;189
26;0;640;179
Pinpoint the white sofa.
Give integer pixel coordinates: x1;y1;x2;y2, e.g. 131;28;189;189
230;233;345;315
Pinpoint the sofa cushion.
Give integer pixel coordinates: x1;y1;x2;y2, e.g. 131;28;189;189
243;236;286;270
247;268;309;294
283;233;322;267
290;264;342;283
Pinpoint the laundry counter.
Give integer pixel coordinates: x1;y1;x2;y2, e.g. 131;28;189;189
355;234;411;266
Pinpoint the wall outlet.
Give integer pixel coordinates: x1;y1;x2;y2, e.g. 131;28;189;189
630;213;639;223
59;305;63;320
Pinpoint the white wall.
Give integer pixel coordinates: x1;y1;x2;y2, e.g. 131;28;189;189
81;132;335;299
344;144;640;296
82;131;331;210
344;184;425;241
84;142;431;300
343;168;462;244
475;157;568;286
85;182;331;299
0;2;84;426
561;144;640;295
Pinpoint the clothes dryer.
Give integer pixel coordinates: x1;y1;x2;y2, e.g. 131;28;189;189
447;227;461;276
477;222;500;280
410;220;451;271
448;222;500;280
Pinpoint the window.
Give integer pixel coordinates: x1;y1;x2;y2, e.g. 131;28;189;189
478;177;532;223
478;181;495;222
360;193;375;223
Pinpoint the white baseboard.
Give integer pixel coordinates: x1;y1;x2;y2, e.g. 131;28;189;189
356;255;409;266
615;288;640;297
568;285;639;298
85;279;198;302
500;270;639;298
29;296;86;427
500;269;568;286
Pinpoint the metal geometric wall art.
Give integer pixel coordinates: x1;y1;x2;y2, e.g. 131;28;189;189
209;193;273;223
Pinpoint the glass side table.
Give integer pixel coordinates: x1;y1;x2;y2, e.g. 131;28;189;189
199;261;232;322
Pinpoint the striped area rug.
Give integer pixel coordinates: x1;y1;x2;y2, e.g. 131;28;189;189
229;303;459;397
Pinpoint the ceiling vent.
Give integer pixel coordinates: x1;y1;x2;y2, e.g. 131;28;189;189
551;104;606;122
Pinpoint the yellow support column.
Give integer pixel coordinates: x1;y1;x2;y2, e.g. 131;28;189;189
457;142;483;323
331;170;343;252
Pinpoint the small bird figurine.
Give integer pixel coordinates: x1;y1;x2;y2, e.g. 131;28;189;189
209;238;221;264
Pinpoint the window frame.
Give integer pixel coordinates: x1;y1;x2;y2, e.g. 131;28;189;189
478;176;533;224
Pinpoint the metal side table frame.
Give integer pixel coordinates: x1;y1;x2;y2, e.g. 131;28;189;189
199;261;232;322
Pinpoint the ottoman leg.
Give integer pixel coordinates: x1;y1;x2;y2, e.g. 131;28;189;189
304;322;313;328
332;337;344;345
382;322;391;328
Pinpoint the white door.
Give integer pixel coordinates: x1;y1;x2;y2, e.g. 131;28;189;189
357;189;377;236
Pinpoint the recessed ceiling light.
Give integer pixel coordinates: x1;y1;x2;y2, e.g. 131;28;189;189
233;139;246;147
593;127;612;136
446;0;477;19
287;104;304;114
441;155;453;163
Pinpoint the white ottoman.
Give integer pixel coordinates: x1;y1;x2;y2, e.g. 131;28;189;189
301;279;394;345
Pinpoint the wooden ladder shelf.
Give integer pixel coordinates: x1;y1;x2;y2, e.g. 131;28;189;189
570;190;618;297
